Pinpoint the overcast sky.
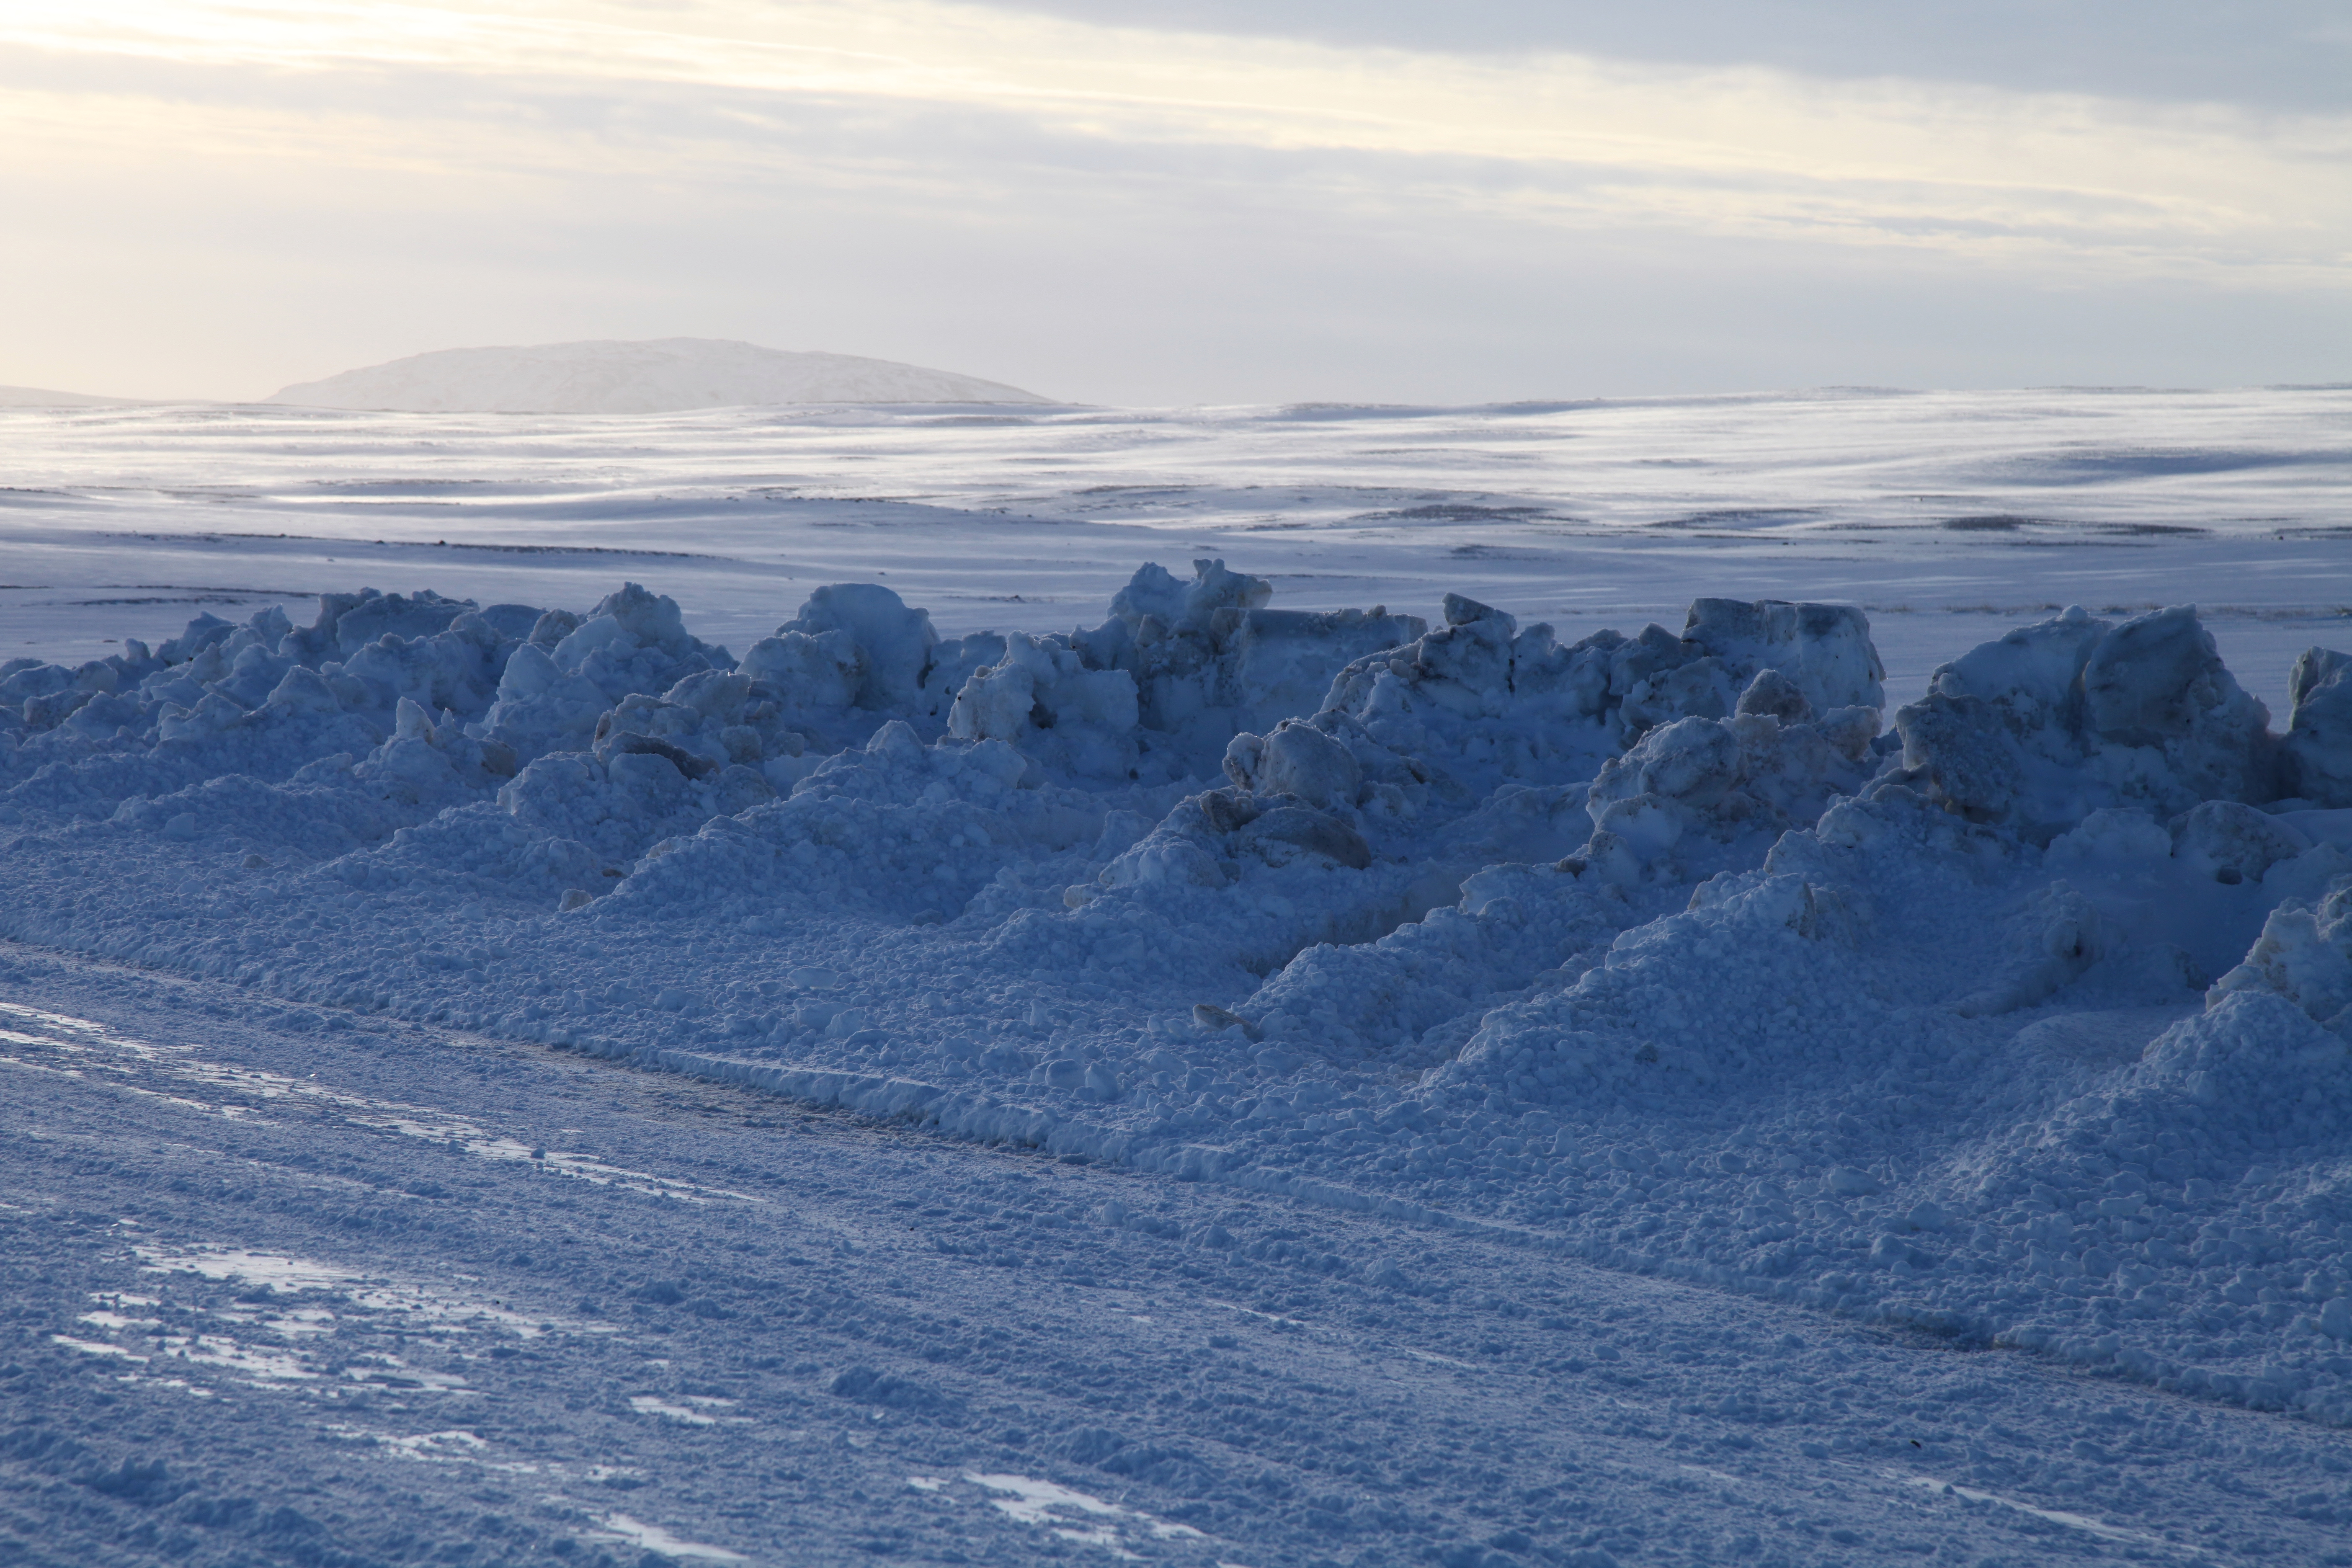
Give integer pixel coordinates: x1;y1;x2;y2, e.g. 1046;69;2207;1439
5;0;2347;403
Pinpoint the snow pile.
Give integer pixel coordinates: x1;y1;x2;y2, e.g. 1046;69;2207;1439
1305;592;1881;803
2209;871;2352;1024
2282;647;2352;807
1572;698;1880;887
1887;604;2277;839
265;338;1049;413
9;578;2352;1430
950;633;1141;780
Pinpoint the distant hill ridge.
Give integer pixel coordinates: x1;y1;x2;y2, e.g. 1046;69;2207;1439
265;338;1050;413
0;384;137;408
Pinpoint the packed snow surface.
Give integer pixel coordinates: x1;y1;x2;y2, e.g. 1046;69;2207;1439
264;338;1049;413
5;387;2352;1563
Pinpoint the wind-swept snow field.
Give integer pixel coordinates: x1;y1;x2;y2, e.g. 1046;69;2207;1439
5;386;2352;1567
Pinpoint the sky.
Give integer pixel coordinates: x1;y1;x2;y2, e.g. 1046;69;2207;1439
3;0;2348;404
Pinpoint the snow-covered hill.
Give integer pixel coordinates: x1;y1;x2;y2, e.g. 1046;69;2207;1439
265;337;1050;412
0;383;134;407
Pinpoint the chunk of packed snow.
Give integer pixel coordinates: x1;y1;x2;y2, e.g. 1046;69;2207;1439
1890;605;2275;839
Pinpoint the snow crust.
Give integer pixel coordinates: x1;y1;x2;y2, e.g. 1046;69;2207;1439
266;338;1048;412
9;556;2352;1439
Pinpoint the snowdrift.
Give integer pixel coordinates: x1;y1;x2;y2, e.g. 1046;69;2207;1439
8;567;2352;1426
265;338;1050;413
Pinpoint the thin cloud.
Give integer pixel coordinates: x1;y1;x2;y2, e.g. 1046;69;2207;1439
3;0;2346;400
13;0;2348;281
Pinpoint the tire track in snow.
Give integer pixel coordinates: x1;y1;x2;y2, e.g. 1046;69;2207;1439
2;952;2348;1565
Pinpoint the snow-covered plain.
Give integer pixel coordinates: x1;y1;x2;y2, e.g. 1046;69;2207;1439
5;387;2347;708
5;386;2352;1566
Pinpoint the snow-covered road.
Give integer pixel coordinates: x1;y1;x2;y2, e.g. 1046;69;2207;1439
6;949;2349;1567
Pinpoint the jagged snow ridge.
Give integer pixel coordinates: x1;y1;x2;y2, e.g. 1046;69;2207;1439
6;565;2352;1428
